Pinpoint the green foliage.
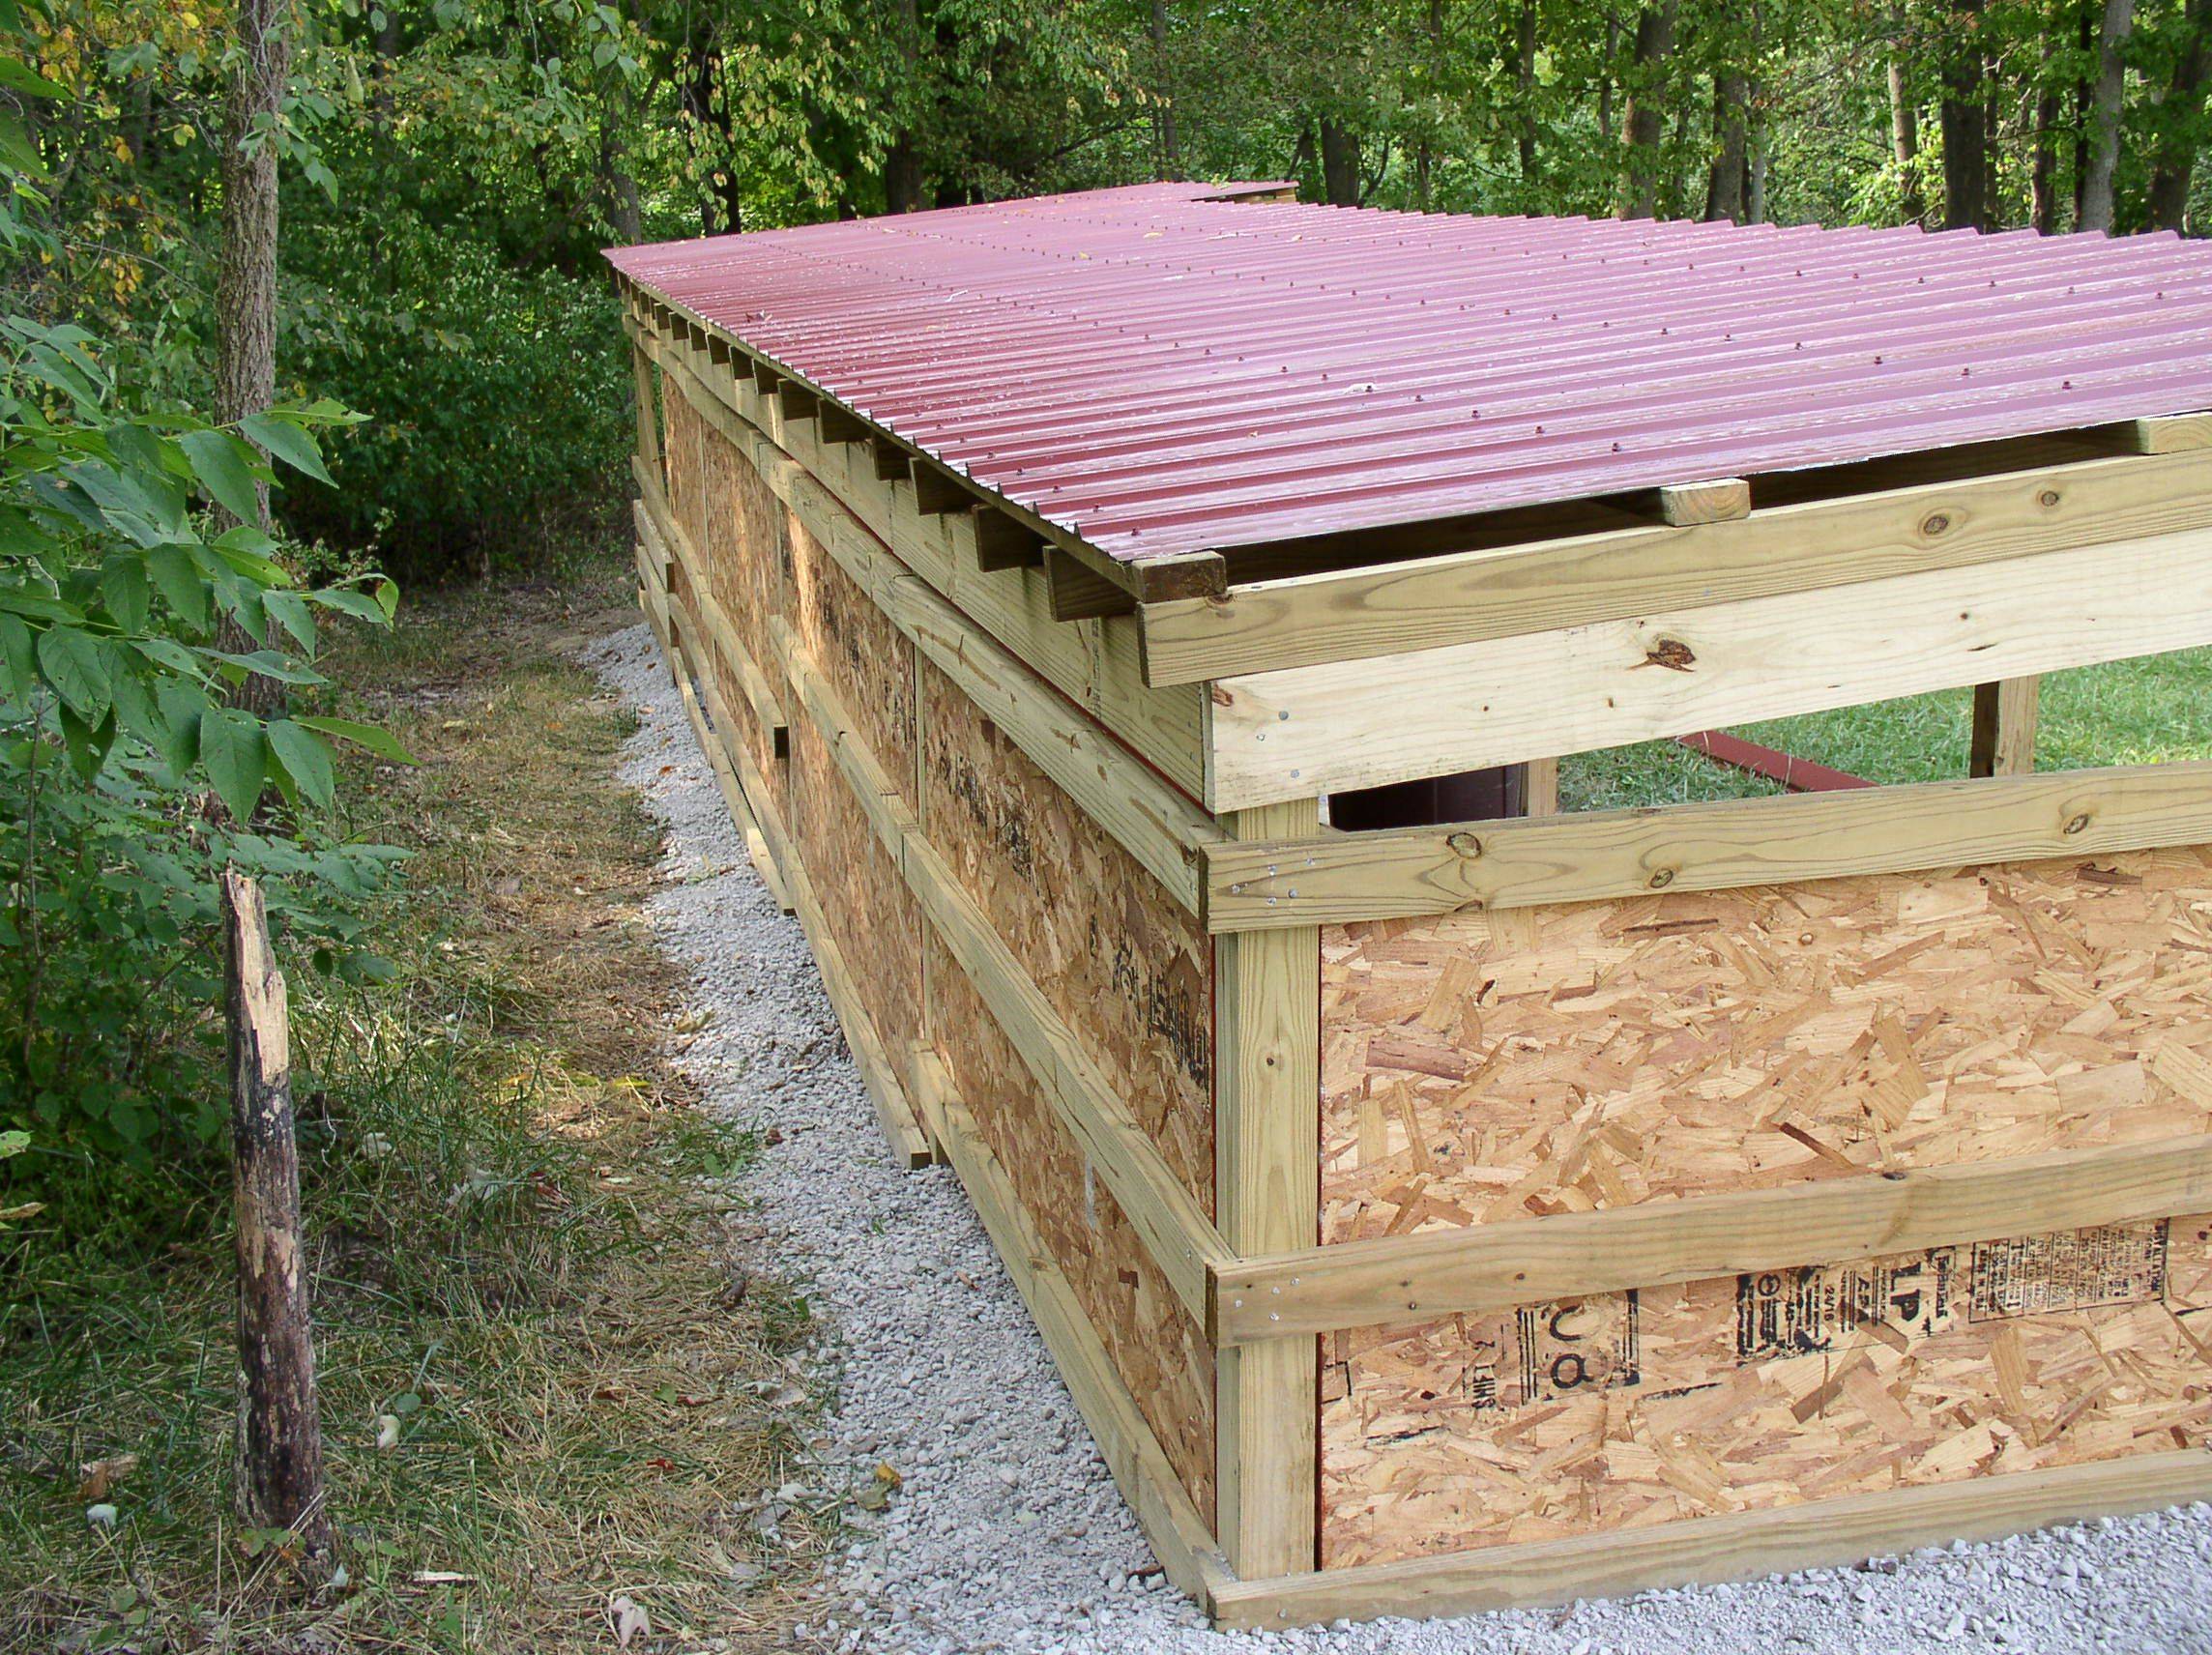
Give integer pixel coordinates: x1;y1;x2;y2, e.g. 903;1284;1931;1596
0;35;407;1176
281;218;631;574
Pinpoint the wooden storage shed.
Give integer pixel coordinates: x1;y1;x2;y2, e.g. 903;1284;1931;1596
606;183;2212;1629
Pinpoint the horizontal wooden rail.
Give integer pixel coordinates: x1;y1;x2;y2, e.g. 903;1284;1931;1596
1204;759;2212;932
1211;1449;2212;1629
653;343;1222;913
1210;1132;2212;1342
770;619;1236;1325
1139;448;2212;687
1207;522;2212;809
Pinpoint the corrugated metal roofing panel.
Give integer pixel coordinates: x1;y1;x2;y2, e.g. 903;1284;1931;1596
606;182;2212;565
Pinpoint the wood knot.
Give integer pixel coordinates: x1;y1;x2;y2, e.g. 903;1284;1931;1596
1636;638;1698;673
1921;511;1952;537
1647;867;1675;888
2039;489;2062;509
1446;831;1483;859
2063;812;2092;835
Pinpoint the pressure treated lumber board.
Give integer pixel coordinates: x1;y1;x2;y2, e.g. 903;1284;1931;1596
1319;1214;2212;1566
1215;1133;2212;1341
1138;448;2212;687
1202;761;2212;932
1205;523;2212;809
1210;800;1322;1580
1213;1448;2212;1628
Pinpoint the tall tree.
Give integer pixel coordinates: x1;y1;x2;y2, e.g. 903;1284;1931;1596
1515;0;1540;187
215;0;293;716
1940;0;1989;229
1706;70;1749;219
1891;58;1926;222
1149;0;1181;180
2078;0;2139;229
1616;0;1679;218
2147;0;2212;228
1319;115;1361;203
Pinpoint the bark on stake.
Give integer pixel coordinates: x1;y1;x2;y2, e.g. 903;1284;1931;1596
224;868;332;1558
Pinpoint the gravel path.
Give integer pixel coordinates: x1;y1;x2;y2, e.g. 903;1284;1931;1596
586;622;2212;1655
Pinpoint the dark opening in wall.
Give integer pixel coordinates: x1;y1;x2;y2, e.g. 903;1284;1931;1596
1330;767;1527;831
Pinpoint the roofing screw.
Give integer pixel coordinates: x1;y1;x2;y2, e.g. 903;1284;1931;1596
2064;812;2092;835
1278;710;1290;720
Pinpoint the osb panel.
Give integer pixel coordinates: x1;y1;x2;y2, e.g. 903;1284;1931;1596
792;515;914;787
1320;1213;2212;1567
1320;848;2212;1243
917;655;1214;1215
925;928;1216;1523
790;714;921;1061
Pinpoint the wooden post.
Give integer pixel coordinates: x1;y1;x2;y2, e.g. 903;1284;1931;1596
1213;799;1322;1579
224;869;331;1558
632;342;663;481
1970;677;2040;777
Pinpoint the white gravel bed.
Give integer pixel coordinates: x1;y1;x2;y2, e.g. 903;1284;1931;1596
585;621;2212;1655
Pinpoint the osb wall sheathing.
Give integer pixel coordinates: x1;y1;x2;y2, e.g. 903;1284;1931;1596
1317;847;2212;1567
916;652;1219;1522
917;656;1213;1213
1324;1214;2212;1565
786;525;921;1061
674;394;786;808
924;929;1217;1524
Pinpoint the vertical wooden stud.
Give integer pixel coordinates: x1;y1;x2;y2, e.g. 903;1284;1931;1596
1213;798;1322;1580
1523;757;1560;818
1970;678;2040;778
631;343;662;481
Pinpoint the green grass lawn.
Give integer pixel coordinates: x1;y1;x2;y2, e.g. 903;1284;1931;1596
1559;646;2212;812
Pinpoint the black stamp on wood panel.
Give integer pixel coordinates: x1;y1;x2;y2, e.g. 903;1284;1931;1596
1736;1250;1958;1363
1967;1219;2168;1321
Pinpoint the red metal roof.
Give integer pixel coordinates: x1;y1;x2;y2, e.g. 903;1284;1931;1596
607;182;2212;565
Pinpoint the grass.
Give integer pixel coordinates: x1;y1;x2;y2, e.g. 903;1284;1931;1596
1559;646;2212;811
1;559;825;1652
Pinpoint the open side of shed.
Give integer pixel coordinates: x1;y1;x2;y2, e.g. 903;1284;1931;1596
609;183;2212;1629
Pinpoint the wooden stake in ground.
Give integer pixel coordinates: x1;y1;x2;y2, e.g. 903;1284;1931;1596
224;868;332;1558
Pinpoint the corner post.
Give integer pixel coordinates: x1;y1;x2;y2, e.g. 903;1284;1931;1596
1213;798;1322;1580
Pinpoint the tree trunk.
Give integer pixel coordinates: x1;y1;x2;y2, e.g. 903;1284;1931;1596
2148;0;2212;229
226;869;330;1559
1616;0;1678;218
1515;0;1539;186
1705;72;1748;220
214;0;291;718
885;0;926;213
2075;0;2096;221
2031;82;2061;230
1891;58;1926;222
1940;0;1988;229
1149;0;1180;181
1319;117;1361;205
2079;0;2138;230
1598;15;1619;146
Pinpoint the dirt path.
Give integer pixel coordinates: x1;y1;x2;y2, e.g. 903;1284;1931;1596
594;621;2212;1655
